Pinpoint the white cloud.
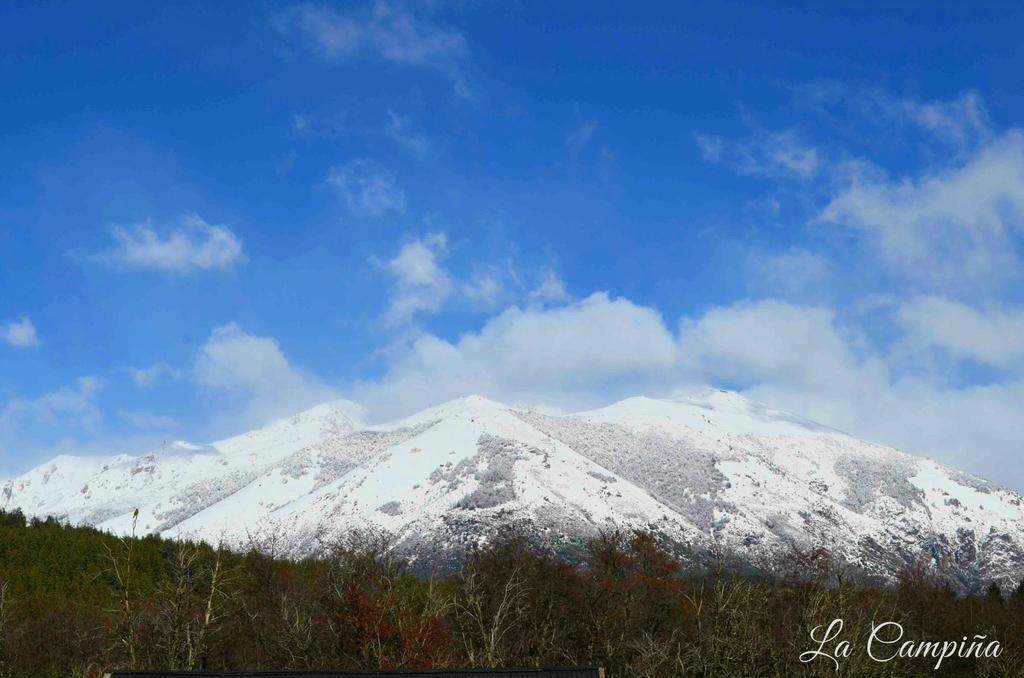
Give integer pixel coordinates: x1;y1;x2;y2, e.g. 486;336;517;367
382;233;452;323
678;300;877;391
897;296;1024;369
326;158;406;216
378;234;571;322
195;323;339;426
118;410;179;430
353;292;679;417
821;131;1024;288
98;213;244;274
743;375;1024;491
696;129;820;180
1;317;39;348
276;2;471;96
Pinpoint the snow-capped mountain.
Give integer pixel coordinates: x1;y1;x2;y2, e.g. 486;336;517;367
3;390;1023;591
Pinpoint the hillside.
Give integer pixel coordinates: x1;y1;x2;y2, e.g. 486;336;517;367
4;389;1023;591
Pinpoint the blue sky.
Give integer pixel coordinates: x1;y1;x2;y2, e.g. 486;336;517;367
3;2;1024;488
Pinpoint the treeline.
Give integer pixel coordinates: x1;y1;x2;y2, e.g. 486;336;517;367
0;509;1023;677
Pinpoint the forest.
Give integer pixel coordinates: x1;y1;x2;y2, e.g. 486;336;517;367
0;508;1022;677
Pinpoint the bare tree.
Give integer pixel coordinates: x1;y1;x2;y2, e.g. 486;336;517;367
275;593;319;669
190;544;230;669
453;560;528;667
156;541;233;670
102;509;140;669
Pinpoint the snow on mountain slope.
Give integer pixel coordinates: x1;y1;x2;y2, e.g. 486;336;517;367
194;396;702;560
538;389;1024;588
2;400;364;534
3;390;1022;590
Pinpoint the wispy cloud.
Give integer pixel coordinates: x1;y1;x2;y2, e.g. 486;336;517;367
326;158;406;216
274;1;471;97
802;84;993;152
290;108;429;157
902;91;992;151
378;234;572;322
126;362;182;387
1;317;39;348
821;130;1024;288
96;213;244;274
0;376;103;433
386;109;429;156
566;120;598;155
698;90;1021;291
696;129;820;180
462;272;505;307
529;270;570;305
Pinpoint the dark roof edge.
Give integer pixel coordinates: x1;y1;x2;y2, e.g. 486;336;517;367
103;668;605;677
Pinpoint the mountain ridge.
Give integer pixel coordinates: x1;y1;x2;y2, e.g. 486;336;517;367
3;389;1022;592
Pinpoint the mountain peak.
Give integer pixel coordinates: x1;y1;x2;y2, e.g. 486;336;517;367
380;394;513;428
300;399;367;425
